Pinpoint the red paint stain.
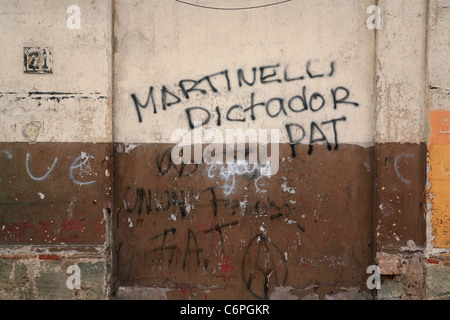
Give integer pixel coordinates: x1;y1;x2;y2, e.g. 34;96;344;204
220;254;235;278
427;258;440;264
39;254;62;261
95;219;106;238
61;218;84;232
299;263;318;268
1;220;53;243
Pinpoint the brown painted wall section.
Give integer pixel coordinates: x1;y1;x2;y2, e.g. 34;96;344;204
112;143;375;299
375;143;427;253
0;143;112;246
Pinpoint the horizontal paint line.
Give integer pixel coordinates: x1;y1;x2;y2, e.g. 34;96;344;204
0;201;77;207
27;91;104;96
175;0;291;11
0;247;106;256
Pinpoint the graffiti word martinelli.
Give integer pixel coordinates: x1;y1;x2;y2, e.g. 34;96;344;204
131;61;343;124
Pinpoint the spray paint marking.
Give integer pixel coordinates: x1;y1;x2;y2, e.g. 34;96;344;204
394;153;414;184
25;153;58;181
69;153;96;186
0;150;13;159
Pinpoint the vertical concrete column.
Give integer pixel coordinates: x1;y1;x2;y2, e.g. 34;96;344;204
425;0;450;300
0;0;112;299
374;0;428;300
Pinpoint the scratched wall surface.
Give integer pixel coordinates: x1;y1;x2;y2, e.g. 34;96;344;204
112;0;377;299
113;144;374;299
0;0;112;299
0;143;111;245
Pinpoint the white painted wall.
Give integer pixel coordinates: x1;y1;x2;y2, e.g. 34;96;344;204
0;0;112;143
375;0;428;144
113;0;376;146
427;0;450;112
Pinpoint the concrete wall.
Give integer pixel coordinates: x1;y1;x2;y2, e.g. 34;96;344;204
425;0;450;300
0;0;112;299
0;0;448;300
112;0;376;300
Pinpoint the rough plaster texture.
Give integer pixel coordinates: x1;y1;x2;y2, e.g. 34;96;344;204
0;0;112;143
425;2;450;301
427;0;450;112
113;143;374;299
375;0;428;144
425;263;450;299
426;1;450;252
0;0;112;300
0;256;107;300
377;252;425;300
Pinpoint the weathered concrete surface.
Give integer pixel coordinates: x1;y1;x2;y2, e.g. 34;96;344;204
0;142;112;299
427;0;450;113
114;285;171;300
0;0;112;300
428;142;450;248
375;143;427;253
113;0;376;146
371;0;442;301
0;0;112;143
378;279;404;300
426;1;450;251
375;0;428;144
424;0;450;302
377;253;425;300
0;0;448;300
0;256;107;300
425;262;450;300
112;0;377;300
0;143;112;245
112;143;374;299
